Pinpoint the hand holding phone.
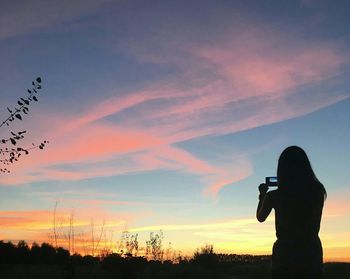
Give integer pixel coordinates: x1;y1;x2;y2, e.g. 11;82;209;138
259;183;269;194
265;176;278;187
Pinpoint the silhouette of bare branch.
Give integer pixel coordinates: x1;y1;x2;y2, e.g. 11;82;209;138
0;77;49;173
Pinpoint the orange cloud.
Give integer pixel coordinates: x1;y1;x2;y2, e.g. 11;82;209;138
0;207;147;244
0;210;61;231
128;217;263;232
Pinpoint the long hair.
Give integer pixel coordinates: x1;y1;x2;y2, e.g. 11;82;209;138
277;146;327;200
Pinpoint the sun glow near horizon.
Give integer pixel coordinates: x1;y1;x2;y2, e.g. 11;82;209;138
1;204;349;262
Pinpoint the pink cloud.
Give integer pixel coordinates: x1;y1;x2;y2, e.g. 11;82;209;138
47;123;163;163
1;92;254;194
1;27;348;200
0;121;166;184
133;144;253;198
91;38;347;143
1;119;253;198
202;167;253;198
194;41;345;96
1;72;346;197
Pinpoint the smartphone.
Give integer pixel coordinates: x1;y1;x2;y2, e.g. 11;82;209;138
265;176;278;187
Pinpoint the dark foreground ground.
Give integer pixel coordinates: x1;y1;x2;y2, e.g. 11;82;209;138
1;242;349;279
1;262;349;279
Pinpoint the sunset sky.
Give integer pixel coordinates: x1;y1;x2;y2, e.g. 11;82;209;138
0;0;349;261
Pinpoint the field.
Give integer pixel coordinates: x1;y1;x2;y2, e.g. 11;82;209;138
1;262;350;279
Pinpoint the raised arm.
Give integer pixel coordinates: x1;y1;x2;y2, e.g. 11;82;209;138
256;183;274;222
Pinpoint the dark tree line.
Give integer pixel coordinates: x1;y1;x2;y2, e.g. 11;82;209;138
0;240;71;264
2;240;348;279
0;240;272;279
0;77;48;173
0;240;270;266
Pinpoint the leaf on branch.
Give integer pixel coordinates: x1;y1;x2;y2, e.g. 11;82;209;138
15;114;22;120
21;98;30;105
33;96;38;102
7;107;12;113
36;77;42;83
28;89;31;94
10;138;16;145
17;101;23;106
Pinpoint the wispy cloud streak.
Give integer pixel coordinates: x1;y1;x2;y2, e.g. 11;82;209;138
1;20;349;200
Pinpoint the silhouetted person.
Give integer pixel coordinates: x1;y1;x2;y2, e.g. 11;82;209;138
256;146;326;279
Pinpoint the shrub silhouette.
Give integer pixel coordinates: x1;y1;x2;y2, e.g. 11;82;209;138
193;244;219;269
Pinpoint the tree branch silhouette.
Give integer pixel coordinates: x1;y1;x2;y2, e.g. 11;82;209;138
0;77;48;173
